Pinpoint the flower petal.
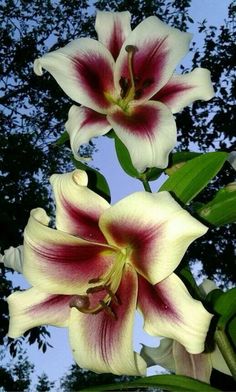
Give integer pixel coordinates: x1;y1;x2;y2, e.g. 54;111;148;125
152;68;214;113
107;101;176;172
34;38;115;113
138;273;213;354
69;264;146;375
140;339;176;371
99;191;208;284
114;16;192;102
23;208;116;295
172;340;212;382
1;245;23;273
50;169;109;243
7;287;72;338
95;11;131;60
65;105;112;161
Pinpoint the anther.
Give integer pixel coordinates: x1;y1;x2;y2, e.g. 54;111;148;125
119;76;129;98
86;285;106;295
88;277;101;284
69;295;90;310
99;300;117;320
142;78;153;88
125;45;138;53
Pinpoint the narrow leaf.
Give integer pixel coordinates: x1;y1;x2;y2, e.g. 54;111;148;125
81;374;219;392
159;152;228;204
165;151;201;175
114;135;140;178
55;130;69;146
207;288;236;322
197;183;236;225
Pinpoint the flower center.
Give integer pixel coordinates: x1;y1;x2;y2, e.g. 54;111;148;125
117;45;154;111
69;250;127;320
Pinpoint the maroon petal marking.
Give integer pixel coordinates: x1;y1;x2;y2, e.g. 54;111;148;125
108;20;127;61
28;293;72;318
152;81;193;107
32;242;114;283
138;275;178;320
107;221;159;277
109;103;159;137
60;197;107;244
95;11;131;61
69;264;146;375
73;51;114;110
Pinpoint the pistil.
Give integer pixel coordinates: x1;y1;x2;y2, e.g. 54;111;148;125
122;45;138;104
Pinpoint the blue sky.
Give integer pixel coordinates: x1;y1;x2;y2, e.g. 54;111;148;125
3;0;231;389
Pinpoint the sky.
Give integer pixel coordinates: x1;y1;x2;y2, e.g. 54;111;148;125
3;0;231;390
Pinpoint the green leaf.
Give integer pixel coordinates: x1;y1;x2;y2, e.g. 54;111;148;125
114;135;163;181
81;375;220;391
114;135;140;178
72;159;111;203
159;152;229;204
165;151;202;175
144;167;163;181
197;183;236;225
228;317;236;348
206;288;236;327
54;130;69;146
177;267;203;300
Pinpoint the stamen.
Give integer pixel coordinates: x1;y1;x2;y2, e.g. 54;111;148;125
119;76;129;99
69;295;90;310
105;286;120;305
86;285;106;294
99;300;117;320
88;277;101;284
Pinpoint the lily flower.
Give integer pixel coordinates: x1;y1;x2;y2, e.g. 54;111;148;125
141;338;231;383
0;245;23;273
34;11;214;172
141;279;231;383
7;170;212;375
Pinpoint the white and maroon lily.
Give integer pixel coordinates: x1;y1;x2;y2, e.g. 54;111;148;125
34;11;214;172
7;170;212;375
141;280;231;383
141;338;231;383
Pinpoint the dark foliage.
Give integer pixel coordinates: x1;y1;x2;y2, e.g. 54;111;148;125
60;363;139;391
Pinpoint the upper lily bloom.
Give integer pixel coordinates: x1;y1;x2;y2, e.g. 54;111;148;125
34;11;214;172
7;170;212;375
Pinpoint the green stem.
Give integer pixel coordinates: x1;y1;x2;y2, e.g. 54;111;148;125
215;327;236;380
141;179;152;193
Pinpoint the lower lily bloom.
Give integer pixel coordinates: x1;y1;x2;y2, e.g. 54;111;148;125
34;11;214;172
7;170;212;375
141;279;231;382
0;245;23;273
141;338;231;383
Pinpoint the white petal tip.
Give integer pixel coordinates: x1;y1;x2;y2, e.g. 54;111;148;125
30;208;50;226
33;59;44;76
72;169;88;186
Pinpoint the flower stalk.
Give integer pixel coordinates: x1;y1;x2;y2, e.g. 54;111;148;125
215;327;236;380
